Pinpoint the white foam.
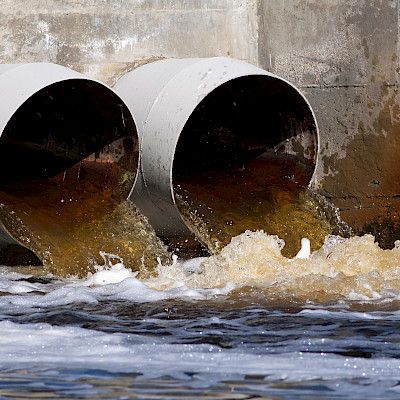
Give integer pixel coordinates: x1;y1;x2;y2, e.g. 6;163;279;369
0;265;235;314
0;320;399;381
85;263;136;286
0;231;399;309
299;308;387;320
294;238;311;259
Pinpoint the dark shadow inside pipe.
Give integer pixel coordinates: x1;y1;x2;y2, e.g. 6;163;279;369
173;75;319;256
0;80;137;185
0;79;138;267
174;76;317;178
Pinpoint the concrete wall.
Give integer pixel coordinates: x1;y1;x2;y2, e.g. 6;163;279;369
258;0;400;246
0;0;399;245
0;0;258;85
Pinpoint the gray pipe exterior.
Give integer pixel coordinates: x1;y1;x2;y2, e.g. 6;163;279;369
114;57;320;237
0;64;84;135
0;63;137;250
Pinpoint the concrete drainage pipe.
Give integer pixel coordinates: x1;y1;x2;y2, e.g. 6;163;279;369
0;63;138;265
114;57;319;255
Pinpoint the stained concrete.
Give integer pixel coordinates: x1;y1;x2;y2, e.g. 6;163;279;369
258;0;400;247
0;0;399;245
0;0;258;84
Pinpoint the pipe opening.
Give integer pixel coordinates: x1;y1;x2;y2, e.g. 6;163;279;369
173;75;329;257
0;80;137;189
0;79;141;273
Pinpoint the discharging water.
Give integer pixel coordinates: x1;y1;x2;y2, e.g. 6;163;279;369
0;133;397;398
0;159;169;277
0;232;399;398
175;153;333;257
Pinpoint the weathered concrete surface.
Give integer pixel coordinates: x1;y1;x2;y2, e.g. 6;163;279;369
259;0;398;86
258;0;400;247
0;0;258;85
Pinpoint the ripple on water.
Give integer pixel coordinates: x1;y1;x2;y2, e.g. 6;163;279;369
0;230;399;398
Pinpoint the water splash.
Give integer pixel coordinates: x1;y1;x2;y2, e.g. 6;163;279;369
85;252;137;286
0;164;170;277
145;231;400;303
174;155;334;257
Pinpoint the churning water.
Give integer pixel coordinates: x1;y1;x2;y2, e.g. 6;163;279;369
0;140;397;398
0;161;169;277
175;154;333;258
0;232;399;399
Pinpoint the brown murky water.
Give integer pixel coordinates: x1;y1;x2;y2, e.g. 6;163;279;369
0;160;169;278
0;147;336;277
174;153;333;257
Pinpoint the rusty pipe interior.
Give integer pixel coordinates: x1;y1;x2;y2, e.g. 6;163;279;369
0;79;138;267
172;75;321;256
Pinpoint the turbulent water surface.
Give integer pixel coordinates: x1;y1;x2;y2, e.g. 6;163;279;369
0;232;399;399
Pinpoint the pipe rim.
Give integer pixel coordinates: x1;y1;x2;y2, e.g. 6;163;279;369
143;58;319;235
0;63;140;252
114;57;319;237
0;63;140;191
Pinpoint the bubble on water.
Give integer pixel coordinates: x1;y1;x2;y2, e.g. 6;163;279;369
319;235;348;256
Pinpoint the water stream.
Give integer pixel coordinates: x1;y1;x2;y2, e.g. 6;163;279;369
0;160;169;277
0;152;398;398
0;231;399;398
175;153;333;257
